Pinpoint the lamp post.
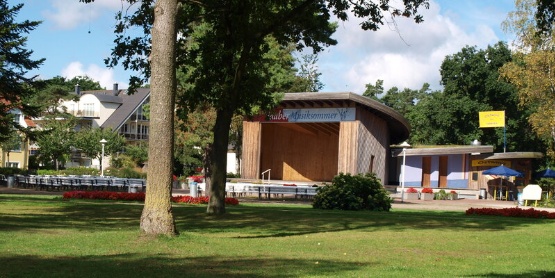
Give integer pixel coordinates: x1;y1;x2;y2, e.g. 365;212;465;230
100;139;107;176
399;141;411;203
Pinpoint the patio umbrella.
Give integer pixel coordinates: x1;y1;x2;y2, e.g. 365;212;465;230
483;165;523;200
535;168;555;178
483;165;524;177
535;168;555;199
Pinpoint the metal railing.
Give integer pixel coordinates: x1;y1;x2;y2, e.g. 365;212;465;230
261;169;271;184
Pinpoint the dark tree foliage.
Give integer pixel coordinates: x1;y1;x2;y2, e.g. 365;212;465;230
362;79;384;101
313;173;392;211
0;1;45;141
535;0;555;34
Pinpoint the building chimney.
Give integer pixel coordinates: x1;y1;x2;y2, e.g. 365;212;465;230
75;84;81;96
113;83;119;96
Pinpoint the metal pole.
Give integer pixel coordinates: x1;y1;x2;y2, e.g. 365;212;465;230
100;139;107;176
101;143;105;176
401;147;406;203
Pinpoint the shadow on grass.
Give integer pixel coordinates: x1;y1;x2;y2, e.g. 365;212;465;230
0;253;364;278
1;253;553;278
173;204;550;238
467;271;555;277
0;195;143;232
0;195;551;238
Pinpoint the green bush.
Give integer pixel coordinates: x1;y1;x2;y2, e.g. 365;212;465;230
227;172;240;178
0;167;27;176
312;173;392;211
434;189;449;200
107;167;146;179
38;167;99;176
35;167;146;179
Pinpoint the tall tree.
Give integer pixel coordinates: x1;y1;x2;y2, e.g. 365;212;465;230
293;53;324;92
74;128;125;163
503;0;554;51
380;83;430;117
500;0;555;158
0;1;44;142
535;0;555;35
34;115;76;170
141;0;179;235
83;0;429;231
81;0;179;236
362;79;384;101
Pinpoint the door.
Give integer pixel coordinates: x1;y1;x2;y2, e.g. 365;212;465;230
439;156;448;188
422;157;431;187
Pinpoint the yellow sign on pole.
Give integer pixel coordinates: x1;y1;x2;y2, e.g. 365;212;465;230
479;111;505;128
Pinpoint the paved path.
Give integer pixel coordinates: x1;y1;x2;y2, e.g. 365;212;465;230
2;186;554;212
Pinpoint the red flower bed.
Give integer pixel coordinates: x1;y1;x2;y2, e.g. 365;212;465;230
406;187;418;193
62;191;239;205
189;175;203;182
63;191;146;201
171;195;239;205
421;188;434;194
466;207;555;219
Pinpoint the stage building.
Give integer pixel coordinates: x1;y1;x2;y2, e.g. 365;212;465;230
241;92;409;184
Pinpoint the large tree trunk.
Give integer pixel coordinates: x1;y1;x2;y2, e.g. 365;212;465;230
140;0;178;236
206;108;233;215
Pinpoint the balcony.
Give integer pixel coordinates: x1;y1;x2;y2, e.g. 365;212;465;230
68;109;99;118
122;133;149;140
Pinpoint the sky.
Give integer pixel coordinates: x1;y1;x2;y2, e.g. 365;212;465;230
10;0;517;93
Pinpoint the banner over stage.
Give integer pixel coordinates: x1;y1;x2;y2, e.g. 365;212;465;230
253;108;356;123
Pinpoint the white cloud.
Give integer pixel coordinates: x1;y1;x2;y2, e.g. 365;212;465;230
318;0;505;94
43;0;127;30
61;61;128;89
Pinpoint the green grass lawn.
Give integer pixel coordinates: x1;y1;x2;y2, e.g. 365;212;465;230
1;194;554;277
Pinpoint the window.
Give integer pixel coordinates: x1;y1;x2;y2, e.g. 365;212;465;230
12;112;21;124
369;155;375;173
137;105;148;120
5;162;19;168
472;172;478;181
82;103;95;117
138;124;149;139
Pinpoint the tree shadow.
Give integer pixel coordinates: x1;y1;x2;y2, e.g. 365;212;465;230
0;253;366;278
466;271;555;277
172;204;550;239
0;195;551;239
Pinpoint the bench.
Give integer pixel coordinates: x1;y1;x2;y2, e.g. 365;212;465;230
260;185;299;199
295;187;318;199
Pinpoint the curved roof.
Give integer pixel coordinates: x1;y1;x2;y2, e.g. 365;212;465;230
484;152;544;160
281;92;411;143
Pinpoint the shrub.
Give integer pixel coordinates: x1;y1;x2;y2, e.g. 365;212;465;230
435;189;449;200
0;167;27;176
312;173;392;211
227;172;240;178
36;167;146;179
